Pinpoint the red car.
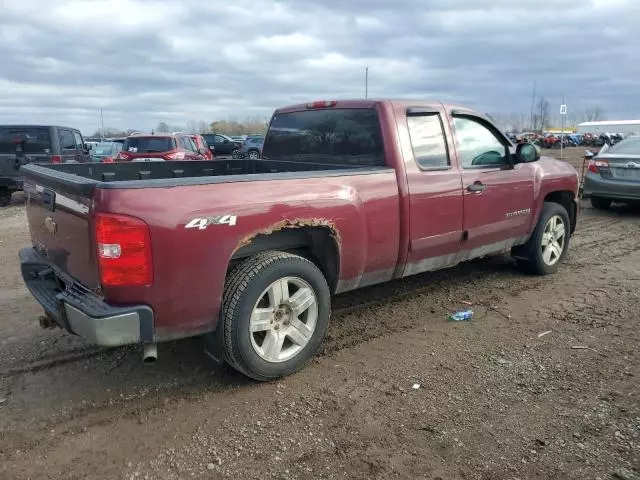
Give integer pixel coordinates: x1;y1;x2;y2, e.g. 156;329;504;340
114;133;208;162
190;134;214;160
19;99;579;381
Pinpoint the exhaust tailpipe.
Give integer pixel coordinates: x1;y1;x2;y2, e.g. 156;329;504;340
142;343;157;364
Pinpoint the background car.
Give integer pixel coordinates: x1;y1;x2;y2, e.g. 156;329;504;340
189;134;213;160
583;135;640;209
201;133;242;157
89;142;123;163
0;125;90;206
115;133;208;162
239;136;264;159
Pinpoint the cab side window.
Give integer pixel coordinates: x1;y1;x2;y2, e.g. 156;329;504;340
407;113;449;169
453;116;508;168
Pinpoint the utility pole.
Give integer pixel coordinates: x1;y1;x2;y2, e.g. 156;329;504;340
529;81;536;132
100;107;105;141
365;66;369;99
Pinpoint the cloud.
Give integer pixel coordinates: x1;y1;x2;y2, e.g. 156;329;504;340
0;0;639;133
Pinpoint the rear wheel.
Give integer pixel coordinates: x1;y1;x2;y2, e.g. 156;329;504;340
0;188;11;207
231;149;240;158
248;150;259;160
514;202;570;275
222;251;331;381
590;197;611;210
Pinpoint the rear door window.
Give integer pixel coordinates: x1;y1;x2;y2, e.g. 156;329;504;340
407;113;450;169
0;127;51;154
262;108;384;166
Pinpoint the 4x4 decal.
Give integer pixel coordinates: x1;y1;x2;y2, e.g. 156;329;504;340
185;215;237;230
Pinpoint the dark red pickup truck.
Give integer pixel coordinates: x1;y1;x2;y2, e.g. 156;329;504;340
19;99;579;380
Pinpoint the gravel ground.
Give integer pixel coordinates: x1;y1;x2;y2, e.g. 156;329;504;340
0;149;638;480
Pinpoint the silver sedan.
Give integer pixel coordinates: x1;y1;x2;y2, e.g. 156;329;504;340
583;136;640;209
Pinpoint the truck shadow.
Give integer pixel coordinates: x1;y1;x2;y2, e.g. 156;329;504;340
9;252;520;412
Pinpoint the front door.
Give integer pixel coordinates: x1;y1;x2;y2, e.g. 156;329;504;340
58;129;77;163
72;131;88;162
452;115;535;254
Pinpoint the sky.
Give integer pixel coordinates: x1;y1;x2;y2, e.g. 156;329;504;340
1;0;639;134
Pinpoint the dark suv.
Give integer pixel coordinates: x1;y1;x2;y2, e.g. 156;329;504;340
0;125;89;206
201;134;243;157
115;133;208;162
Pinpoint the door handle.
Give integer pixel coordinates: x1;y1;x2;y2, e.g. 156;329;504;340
467;182;486;192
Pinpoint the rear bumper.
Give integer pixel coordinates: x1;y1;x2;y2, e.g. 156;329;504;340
19;247;154;347
583;173;640;201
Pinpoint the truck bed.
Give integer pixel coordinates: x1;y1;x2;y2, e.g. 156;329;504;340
21;159;383;196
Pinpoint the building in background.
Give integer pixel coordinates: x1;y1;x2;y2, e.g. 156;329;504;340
577;120;640;134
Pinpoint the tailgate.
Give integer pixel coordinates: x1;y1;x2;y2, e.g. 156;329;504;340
22;172;99;290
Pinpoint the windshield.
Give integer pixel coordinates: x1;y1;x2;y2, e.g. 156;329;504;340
0;126;51;154
123;136;175;153
606;136;640;154
262;108;384;166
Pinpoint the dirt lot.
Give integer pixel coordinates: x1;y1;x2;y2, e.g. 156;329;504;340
0;149;638;480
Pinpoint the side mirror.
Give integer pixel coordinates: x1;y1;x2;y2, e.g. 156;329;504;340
516;142;540;163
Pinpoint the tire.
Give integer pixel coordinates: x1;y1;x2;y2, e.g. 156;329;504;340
222;251;331;381
590;197;611;210
248;150;259;160
513;202;571;275
0;188;10;207
231;149;240;159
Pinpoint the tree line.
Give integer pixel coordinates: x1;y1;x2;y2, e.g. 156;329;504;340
488;100;606;133
92;117;269;138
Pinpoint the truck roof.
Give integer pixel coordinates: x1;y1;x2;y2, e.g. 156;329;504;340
0;124;80;131
273;99;477;115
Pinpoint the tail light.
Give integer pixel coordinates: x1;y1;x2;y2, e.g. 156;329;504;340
102;156;114;163
306;100;337;109
51;155;62;164
588;159;609;174
163;151;185;160
116;151;130;161
95;213;153;287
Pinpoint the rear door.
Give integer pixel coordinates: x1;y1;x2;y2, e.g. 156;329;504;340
402;107;465;275
0;126;52;183
58;129;78;163
452;113;535;252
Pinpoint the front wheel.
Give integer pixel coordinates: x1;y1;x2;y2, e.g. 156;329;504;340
513;202;570;275
222;251;331;381
231;149;240;159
